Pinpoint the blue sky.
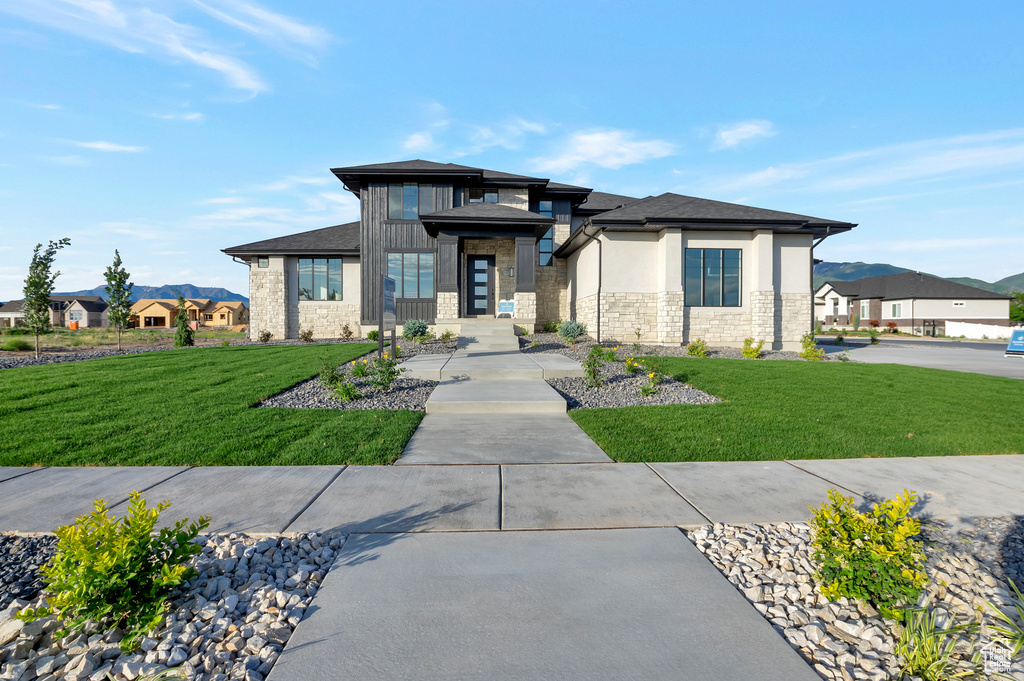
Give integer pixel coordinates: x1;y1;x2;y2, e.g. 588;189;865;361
2;1;1023;300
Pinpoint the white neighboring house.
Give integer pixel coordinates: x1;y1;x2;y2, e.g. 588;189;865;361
814;272;1010;334
0;295;106;329
64;298;110;328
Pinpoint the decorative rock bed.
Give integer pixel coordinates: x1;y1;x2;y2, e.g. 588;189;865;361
520;332;807;361
0;532;345;681
688;518;1024;680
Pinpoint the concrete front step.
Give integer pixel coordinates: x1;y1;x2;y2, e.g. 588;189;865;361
425;379;566;414
456;323;516;336
456;339;521;352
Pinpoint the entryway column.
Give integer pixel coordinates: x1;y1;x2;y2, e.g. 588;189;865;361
436;234;459;321
514;236;537;325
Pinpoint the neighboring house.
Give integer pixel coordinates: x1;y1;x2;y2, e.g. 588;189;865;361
130;298;248;328
0;295;105;328
224;160;856;349
814;272;1011;333
64;299;109;328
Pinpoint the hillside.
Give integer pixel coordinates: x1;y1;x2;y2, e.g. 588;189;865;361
814;262;1024;294
55;284;248;305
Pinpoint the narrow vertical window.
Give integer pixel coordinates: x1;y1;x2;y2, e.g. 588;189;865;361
419;253;434;298
538;200;554;266
403;183;418;220
328;259;343;301
703;249;722;307
722;250;741;307
387;253;403;298
298;258;313;301
418;184;434;215
684;249;703;307
388;184;403;220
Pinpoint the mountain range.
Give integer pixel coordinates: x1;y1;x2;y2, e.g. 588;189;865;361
54;284;248;305
813;262;1024;295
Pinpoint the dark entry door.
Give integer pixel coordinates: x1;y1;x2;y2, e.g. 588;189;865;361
467;255;495;316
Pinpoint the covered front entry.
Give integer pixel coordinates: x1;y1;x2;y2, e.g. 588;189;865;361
466;255;495;316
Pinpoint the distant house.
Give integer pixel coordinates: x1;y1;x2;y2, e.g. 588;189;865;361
129;298;248;328
0;295;105;328
814;272;1010;333
65;299;109;328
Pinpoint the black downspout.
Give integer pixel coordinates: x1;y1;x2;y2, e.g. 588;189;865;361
579;223;602;343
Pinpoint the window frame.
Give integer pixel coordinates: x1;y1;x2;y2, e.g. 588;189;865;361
891;303;902;318
684;248;742;307
67;310;83;322
860;300;870;318
257;257;269;268
386;251;436;301
297;257;345;302
538;200;554;267
467;188;498;204
387;183;434;220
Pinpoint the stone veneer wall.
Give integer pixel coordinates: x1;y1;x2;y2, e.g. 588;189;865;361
598;292;659;342
656;291;684;344
513;291;536;322
535;259;567;327
435;291;459;320
574;294;598;337
248;258;287;339
781;293;811;347
296;302;361;339
683;306;753;345
749;291;775;343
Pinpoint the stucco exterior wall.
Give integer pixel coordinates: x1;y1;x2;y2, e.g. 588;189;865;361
278;255;361;339
906;297;1009;321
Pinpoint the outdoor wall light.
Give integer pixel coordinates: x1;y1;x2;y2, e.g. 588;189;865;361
509;267;515;278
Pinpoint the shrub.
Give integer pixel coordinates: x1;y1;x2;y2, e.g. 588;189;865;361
173;295;194;349
869;328;881;344
340;323;354;339
639;372;662;397
439;328;455;343
349;358;370;378
298;328;314;343
869;319;880;327
799;332;825;361
686;338;708;357
741;338;764;359
220;340;230;348
542;320;559;333
318;352;344;389
583;345;605;387
809;489;927;616
852;314;860;330
602;346;618;361
18;492;209;651
894;602;980;681
1;338;32;352
887;321;899;333
985;578;1024;659
257;330;273;344
402;319;428;341
334;380;362;402
367;330;379;342
556;320;587;346
835;334;844;345
624;357;642;374
370;352;405;392
814;319;824;335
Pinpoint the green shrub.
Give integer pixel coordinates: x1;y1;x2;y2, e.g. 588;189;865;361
741;338;764;359
852;314;860;330
220;339;230;348
6;328;30;336
334;380;362;402
815;319;824;335
869;328;881;344
318;352;344;389
402;319;428;340
686;338;708;357
624;357;642;374
835;334;844;345
809;489;927;615
367;329;379;341
298;328;314;343
799;332;825;361
1;338;32;351
583;345;605;387
340;323;354;339
439;328;455;343
556;320;587;346
639;371;662;397
18;492;209;651
370;352;405;392
985;579;1024;659
894;602;980;681
257;330;273;344
349;357;370;378
542;320;559;333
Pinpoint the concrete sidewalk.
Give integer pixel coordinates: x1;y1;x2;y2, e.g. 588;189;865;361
845;342;1024;379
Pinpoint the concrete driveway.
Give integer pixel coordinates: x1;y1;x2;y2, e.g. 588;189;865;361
835;340;1024;379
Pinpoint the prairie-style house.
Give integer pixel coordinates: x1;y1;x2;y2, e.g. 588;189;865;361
130;298;249;328
224;160;855;350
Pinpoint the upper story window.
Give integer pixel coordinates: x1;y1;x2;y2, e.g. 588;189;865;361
468;188;498;204
257;257;269;268
388;183;434;220
298;258;343;301
538;200;554;266
684;248;741;307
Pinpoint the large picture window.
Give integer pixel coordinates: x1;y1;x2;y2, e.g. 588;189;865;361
538;200;554;266
298;258;344;301
388;183;434;220
684;248;741;307
387;252;435;299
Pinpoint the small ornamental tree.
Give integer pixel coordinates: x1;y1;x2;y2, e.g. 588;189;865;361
22;238;70;358
103;249;134;351
173;293;194;348
1010;292;1024;323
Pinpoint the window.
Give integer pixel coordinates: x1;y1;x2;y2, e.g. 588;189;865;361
257;257;269;268
891;303;902;318
860;300;870;318
467;188;498;203
298;258;344;301
952;300;966;307
388;183;434;219
203;314;213;321
387;252;435;299
67;310;83;322
684;248;741;307
220;313;226;320
538;200;554;266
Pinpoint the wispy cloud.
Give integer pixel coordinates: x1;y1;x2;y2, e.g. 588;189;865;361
0;0;330;94
31;103;61;110
259;175;331;191
711;119;776;150
402;131;436;153
71;140;146;152
198;196;244;204
530;129;675;174
152;111;204;122
697;127;1024;196
400;107;549;158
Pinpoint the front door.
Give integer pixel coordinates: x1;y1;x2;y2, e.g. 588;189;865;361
467;255;495;316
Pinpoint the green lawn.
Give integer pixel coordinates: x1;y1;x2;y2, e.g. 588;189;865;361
570;358;1024;462
0;344;422;466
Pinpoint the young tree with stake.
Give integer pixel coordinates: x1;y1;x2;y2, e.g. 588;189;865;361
103;250;134;352
22;238;70;358
173;293;194;349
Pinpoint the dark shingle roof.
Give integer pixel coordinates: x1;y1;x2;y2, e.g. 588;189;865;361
592;192;852;227
74;299;109;313
222;222;360;256
0;296;104;313
576;191;641;213
827;272;1010;301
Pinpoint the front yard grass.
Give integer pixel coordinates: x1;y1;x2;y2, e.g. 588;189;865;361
570;358;1024;462
0;343;422;466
